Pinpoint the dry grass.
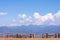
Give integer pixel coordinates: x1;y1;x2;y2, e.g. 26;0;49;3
0;38;60;40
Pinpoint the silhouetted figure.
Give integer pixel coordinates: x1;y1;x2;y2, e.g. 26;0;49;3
46;33;48;38
42;34;44;38
29;34;34;38
16;34;19;38
19;34;23;38
6;35;8;38
55;33;57;38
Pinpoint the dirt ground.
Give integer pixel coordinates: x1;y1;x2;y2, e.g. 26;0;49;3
0;38;60;40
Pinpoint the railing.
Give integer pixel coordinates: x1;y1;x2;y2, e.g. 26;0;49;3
0;32;60;38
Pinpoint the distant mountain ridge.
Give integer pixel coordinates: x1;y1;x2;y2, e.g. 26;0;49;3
0;25;60;34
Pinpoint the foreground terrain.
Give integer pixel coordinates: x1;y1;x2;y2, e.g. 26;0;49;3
0;38;60;40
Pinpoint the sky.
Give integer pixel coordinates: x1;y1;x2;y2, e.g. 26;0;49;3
0;0;60;26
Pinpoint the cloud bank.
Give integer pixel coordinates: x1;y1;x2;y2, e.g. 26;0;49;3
17;10;60;26
0;10;60;26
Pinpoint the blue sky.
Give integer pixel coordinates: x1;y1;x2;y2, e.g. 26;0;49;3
0;0;60;26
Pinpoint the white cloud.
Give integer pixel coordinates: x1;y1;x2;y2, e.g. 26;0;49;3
0;12;8;16
32;12;55;25
54;10;60;25
17;10;60;26
33;12;41;19
1;10;60;26
18;14;27;19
